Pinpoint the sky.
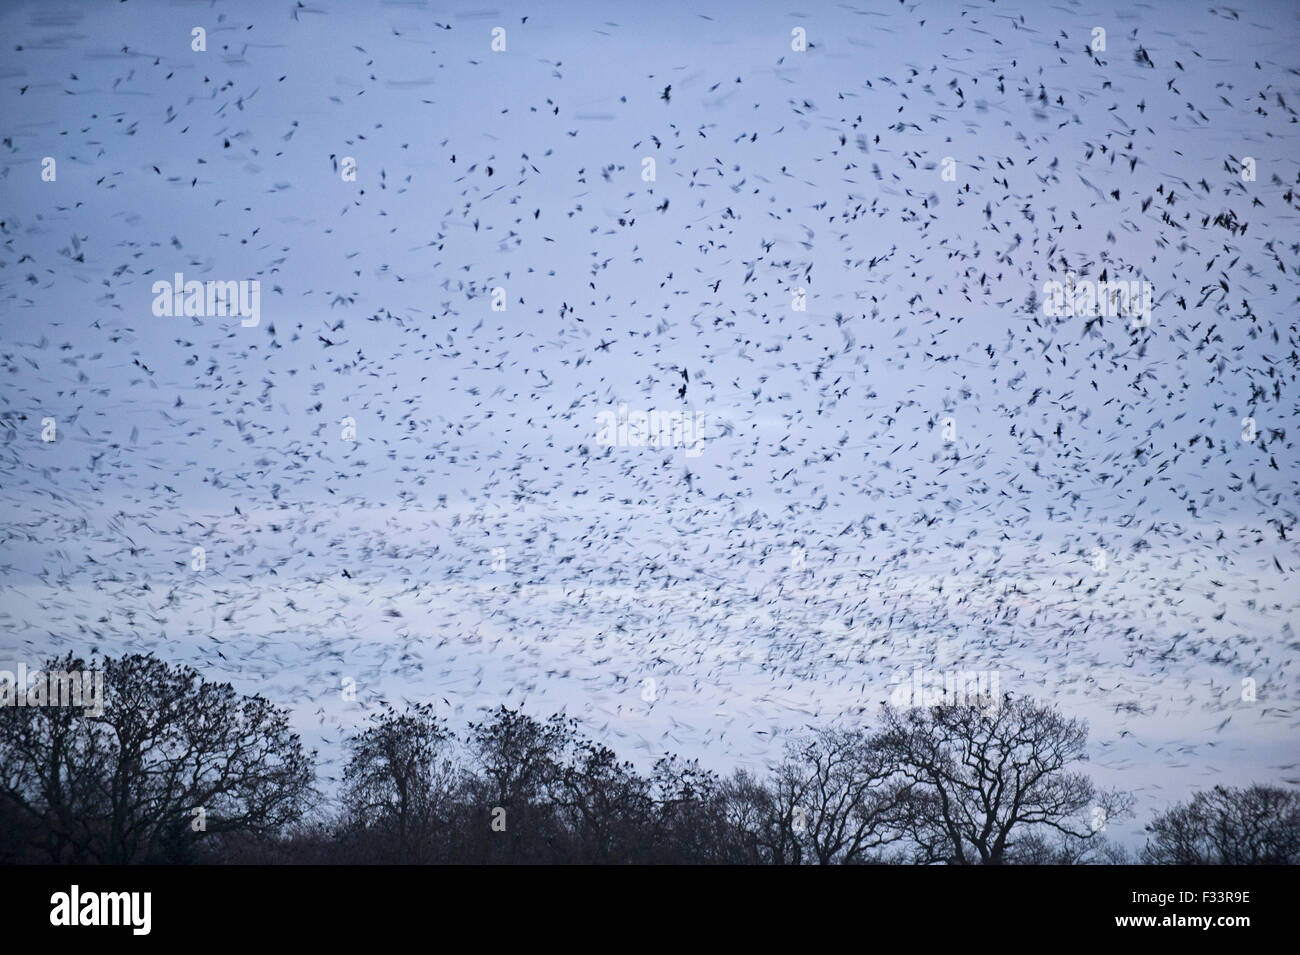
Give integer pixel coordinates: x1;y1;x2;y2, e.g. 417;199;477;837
1;0;1298;848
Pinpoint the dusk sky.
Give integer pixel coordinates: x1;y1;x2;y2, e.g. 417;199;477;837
2;0;1298;848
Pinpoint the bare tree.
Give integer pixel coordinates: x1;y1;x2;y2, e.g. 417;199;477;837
339;701;459;862
772;727;910;864
1004;829;1132;864
0;653;314;863
648;756;737;863
553;738;654;863
465;706;577;862
879;695;1131;865
1142;784;1300;864
719;768;793;864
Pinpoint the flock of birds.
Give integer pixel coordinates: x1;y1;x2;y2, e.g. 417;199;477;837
0;1;1297;839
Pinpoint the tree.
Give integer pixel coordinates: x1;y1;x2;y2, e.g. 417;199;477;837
720;768;791;864
0;653;314;863
1142;784;1300;864
1003;829;1131;864
465;706;577;862
646;756;737;863
339;701;459;863
770;727;910;864
553;739;655;863
879;695;1131;865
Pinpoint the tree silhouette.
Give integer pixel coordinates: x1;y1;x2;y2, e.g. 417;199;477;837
551;739;653;862
720;768;790;864
647;756;736;863
464;706;576;863
8;656;1275;867
0;653;314;863
1142;784;1300;864
879;696;1132;864
769;727;911;864
339;701;458;863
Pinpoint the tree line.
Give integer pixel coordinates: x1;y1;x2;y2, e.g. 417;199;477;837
1;652;1296;865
